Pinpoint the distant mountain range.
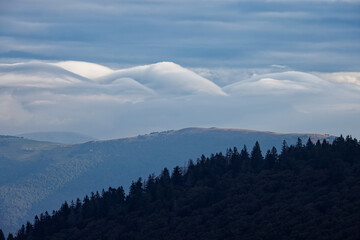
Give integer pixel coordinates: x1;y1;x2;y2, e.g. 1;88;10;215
17;132;96;144
0;127;334;233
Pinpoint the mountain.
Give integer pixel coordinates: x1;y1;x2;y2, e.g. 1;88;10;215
5;135;360;240
0;135;58;184
17;132;96;144
0;128;334;233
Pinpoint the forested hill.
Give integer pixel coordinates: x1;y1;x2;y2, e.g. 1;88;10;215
0;127;334;234
3;136;360;240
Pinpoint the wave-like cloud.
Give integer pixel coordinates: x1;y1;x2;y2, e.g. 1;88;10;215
51;61;115;79
97;62;227;96
0;60;359;139
0;62;90;87
0;61;226;98
223;71;331;95
313;72;360;88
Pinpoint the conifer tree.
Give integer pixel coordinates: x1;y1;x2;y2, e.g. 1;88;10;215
16;225;25;240
306;137;314;149
281;140;288;155
171;166;183;186
25;221;32;235
0;229;5;240
6;233;14;240
251;141;263;172
160;168;171;185
240;145;250;171
296;138;303;149
265;147;278;169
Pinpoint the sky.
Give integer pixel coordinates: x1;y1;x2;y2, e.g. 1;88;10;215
0;0;360;139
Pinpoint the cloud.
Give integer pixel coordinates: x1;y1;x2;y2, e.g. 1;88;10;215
223;71;331;95
97;62;227;96
0;61;226;126
313;72;360;86
1;0;359;72
271;65;287;69
51;61;115;79
229;78;308;93
0;60;360;139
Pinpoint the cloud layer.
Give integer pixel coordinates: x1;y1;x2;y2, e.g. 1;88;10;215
0;60;360;139
0;0;359;71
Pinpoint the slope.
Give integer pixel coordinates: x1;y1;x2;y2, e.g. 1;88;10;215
17;132;96;144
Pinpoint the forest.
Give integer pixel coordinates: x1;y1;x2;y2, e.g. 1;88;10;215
1;135;360;240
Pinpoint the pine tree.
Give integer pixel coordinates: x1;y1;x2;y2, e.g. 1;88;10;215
296;138;303;149
251;141;263;172
16;225;25;240
6;233;14;240
240;145;250;171
264;147;278;169
306;137;314;149
279;140;289;168
171;166;183;186
25;221;33;235
281;140;288;155
0;229;5;240
160;168;171;185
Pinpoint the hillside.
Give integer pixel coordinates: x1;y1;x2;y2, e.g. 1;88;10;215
17;132;96;144
0;136;58;184
0;128;334;233
4;135;360;240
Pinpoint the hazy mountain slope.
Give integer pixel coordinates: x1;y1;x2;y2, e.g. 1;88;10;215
0;136;59;184
0;136;98;233
0;128;334;233
17;132;96;144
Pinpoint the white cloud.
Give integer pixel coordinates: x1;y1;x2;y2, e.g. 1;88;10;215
0;60;360;139
223;71;330;95
0;63;85;87
0;94;33;124
313;72;360;86
98;62;227;96
51;61;115;79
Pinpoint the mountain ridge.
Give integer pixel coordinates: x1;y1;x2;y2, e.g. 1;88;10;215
17;131;96;144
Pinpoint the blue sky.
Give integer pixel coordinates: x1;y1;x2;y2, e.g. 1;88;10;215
0;0;360;139
1;0;359;71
